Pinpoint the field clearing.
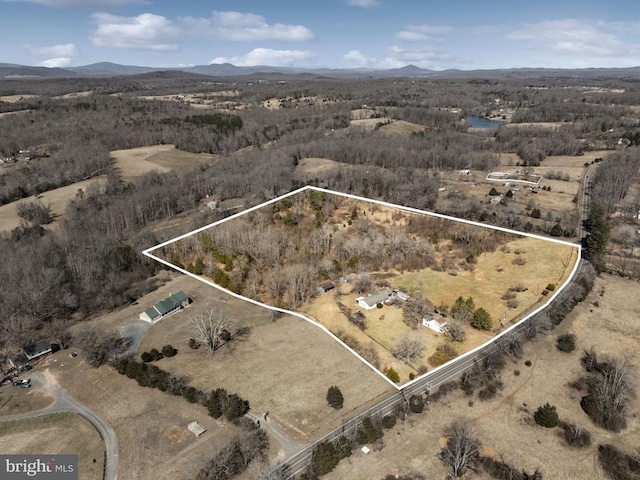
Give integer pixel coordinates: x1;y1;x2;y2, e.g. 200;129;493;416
295;157;347;176
0;94;39;102
111;144;215;180
350;118;393;130
503;121;565;129
378;120;427;135
0;413;104;480
0;175;106;232
53;91;93;99
326;273;640;480
0;109;33;118
137;276;393;441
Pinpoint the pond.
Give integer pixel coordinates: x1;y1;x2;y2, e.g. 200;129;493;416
467;115;501;129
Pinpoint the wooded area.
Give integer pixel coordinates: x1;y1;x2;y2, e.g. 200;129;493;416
0;71;638;366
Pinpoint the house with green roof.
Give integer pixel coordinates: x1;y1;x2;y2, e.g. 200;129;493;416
139;291;191;324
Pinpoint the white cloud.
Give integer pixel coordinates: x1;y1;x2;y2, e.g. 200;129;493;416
346;0;381;8
90;12;179;51
2;0;147;6
343;50;369;67
24;43;78;57
510;19;637;57
39;57;73;68
396;24;454;42
179;11;314;42
342;45;451;70
211;48;313;67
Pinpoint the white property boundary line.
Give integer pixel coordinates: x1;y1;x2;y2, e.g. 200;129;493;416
143;185;581;391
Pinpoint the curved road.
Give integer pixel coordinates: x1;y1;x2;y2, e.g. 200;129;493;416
0;371;119;480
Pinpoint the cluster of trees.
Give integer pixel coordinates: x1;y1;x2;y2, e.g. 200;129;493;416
579;348;633;432
112;358;206;403
207;388;250;421
451;296;493;330
140;344;177;362
195;428;268;480
75;327;130;368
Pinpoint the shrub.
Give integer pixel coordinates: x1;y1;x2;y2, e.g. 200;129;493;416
385;367;400;383
188;338;199;349
381;415;396;429
326;386;344;410
598;444;640;480
559;422;591;448
525;360;532;367
428;343;458;366
556;333;576;353
140;351;153;362
546;283;556;291
161;344;177;357
512;256;527;266
534;403;559;428
409;394;424;413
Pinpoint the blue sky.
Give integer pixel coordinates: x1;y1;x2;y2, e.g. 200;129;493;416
2;0;640;70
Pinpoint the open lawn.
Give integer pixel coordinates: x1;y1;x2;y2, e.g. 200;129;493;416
325;273;640;480
0;94;39;103
0;413;104;480
111;144;215;180
136;275;393;442
0;383;53;415
0;175;106;232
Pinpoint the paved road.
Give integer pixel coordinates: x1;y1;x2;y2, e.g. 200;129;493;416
0;371;119;480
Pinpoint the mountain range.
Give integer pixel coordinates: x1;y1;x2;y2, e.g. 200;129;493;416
1;61;640;79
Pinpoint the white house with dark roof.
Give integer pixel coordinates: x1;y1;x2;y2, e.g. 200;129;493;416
23;339;53;361
139;291;191;324
355;287;393;310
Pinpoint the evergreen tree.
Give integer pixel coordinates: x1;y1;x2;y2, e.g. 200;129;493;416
326;385;344;409
451;296;475;322
584;203;610;269
208;388;228;419
224;394;250;421
534;403;559;428
471;308;492;330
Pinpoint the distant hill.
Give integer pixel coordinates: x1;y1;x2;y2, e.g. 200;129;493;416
1;61;640;80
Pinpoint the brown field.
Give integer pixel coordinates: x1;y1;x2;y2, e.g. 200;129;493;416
0;176;106;233
0;383;53;415
136;275;393;442
378;120;427;135
0;94;39;103
0;109;33;118
325;273;640;479
0;413;104;480
111;144;215;180
503;121;565;130
44;337;249;479
53;91;93;99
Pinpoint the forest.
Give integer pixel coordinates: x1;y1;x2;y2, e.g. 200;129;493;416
0;71;639;364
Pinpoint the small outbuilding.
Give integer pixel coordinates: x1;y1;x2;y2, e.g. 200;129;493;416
23;339;53;361
317;281;335;294
140;291;191;324
188;422;207;437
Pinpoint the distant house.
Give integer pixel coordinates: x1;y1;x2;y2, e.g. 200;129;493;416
459;169;471;175
423;318;447;333
356;287;393;310
317;281;335;294
23;339;52;361
139;291;191;324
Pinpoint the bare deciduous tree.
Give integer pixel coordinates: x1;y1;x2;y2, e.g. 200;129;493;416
392;332;426;365
443;320;466;343
443;421;479;478
191;309;236;353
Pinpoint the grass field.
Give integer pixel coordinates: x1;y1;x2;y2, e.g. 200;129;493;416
325;273;640;479
136;275;393;441
0;384;53;415
0;176;106;233
110;144;215;180
0;413;104;480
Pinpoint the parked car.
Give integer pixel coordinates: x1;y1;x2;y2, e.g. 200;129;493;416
1;377;12;386
13;378;30;386
18;383;31;389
